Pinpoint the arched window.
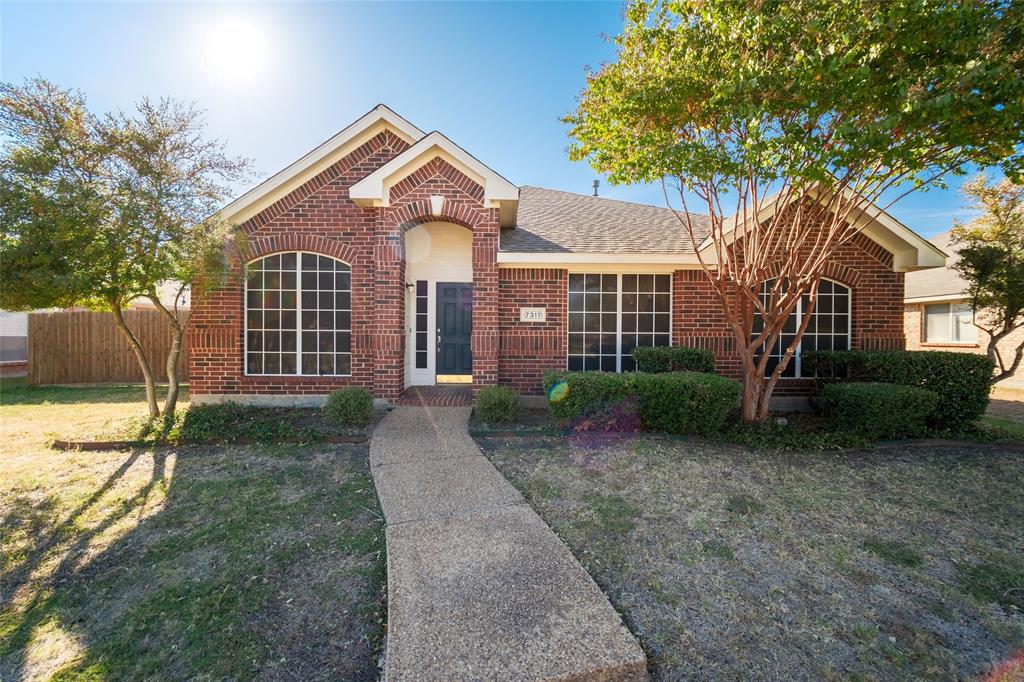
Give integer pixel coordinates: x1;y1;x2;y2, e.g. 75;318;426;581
245;252;352;376
753;279;850;378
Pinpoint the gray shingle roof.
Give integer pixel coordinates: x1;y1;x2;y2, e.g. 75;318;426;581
501;186;710;254
904;230;969;300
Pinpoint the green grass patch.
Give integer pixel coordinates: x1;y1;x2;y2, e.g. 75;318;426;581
863;536;923;568
583;493;639;534
957;560;1024;609
725;493;765;515
702;539;735;560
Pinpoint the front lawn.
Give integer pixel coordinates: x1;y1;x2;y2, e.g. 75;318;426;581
0;381;386;680
478;434;1024;680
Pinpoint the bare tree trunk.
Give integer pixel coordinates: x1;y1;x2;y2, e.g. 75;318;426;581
110;298;159;419
148;292;187;418
987;325;1024;385
741;372;764;422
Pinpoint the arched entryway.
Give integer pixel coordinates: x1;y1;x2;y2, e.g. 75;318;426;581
404;221;474;387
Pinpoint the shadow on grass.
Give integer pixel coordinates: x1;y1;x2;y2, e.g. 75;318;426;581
0;444;384;681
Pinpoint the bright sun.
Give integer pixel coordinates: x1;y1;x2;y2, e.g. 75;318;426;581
198;16;272;86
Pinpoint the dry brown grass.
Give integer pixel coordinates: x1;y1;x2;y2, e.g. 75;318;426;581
480;434;1024;681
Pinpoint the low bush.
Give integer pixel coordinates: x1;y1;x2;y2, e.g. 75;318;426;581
324;387;375;426
474;385;520;423
634;371;740;435
818;382;939;440
543;370;634;421
803;350;992;430
633;346;716;374
178;403;312;443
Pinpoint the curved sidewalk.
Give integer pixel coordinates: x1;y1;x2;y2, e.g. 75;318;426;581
370;405;647;681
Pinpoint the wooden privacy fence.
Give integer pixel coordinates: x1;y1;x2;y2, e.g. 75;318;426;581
28;309;190;384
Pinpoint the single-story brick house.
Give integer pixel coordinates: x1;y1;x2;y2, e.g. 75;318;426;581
905;230;1023;388
187;105;946;405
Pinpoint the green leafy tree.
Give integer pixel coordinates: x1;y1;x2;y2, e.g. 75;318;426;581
565;0;1024;420
1;78;249;418
952;175;1024;384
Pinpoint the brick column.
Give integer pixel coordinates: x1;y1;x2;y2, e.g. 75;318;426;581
471;208;500;391
373;213;406;399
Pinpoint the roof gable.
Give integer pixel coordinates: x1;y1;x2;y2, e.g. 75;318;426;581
219;104;424;225
349;131;519;226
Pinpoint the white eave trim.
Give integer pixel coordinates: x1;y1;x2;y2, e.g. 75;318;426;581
904;293;970;304
497;252;707;268
695;184;947;273
349;131;519;210
218;104;425;225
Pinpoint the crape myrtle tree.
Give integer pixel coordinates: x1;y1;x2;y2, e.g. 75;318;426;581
565;0;1024;421
0;78;249;419
952;175;1024;385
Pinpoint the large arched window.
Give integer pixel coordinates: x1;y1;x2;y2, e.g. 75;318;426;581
245;252;352;376
753;279;850;377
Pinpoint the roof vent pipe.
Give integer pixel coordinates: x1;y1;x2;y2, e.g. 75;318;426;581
592;180;600;196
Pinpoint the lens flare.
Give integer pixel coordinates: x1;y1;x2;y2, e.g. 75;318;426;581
547;380;569;403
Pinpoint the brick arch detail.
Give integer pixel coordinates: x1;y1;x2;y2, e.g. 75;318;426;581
245;233;358;265
761;260;863;289
386;197;488;232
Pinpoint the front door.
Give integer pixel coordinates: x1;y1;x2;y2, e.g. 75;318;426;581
436;282;472;381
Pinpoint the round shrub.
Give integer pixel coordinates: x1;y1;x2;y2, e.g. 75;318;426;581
633;346;715;374
818;382;939;440
323;387;375;426
543;370;635;421
635;371;741;435
803;350;992;430
474;385;519;423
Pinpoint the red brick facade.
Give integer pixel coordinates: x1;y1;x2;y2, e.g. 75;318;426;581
189;128;907;401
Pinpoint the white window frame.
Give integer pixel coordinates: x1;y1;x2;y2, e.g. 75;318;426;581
566;272;673;372
243;250;353;377
756;278;853;378
923;301;977;344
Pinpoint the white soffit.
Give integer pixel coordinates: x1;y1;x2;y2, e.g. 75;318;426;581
218;104;425;225
349;131;520;213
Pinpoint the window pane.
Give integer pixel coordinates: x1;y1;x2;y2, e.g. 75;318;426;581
245;252;352;375
925;304;951;342
754;278;850;378
952;303;976;342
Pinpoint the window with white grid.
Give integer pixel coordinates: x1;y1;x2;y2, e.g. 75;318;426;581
245;252;352;376
752;279;850;378
567;273;672;372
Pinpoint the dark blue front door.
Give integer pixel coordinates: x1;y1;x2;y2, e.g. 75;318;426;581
436;282;472;377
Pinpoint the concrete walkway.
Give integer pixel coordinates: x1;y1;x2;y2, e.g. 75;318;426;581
370;405;647;681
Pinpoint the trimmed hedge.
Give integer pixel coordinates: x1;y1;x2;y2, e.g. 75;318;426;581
635;371;740;435
323;387;375;426
802;350;992;429
818;382;940;439
543;370;634;421
543;370;741;435
633;346;716;374
474;385;519;423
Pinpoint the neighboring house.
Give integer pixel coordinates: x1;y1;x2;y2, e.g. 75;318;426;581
905;230;1024;388
187;105;945;405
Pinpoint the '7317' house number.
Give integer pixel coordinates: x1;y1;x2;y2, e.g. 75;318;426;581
519;307;546;322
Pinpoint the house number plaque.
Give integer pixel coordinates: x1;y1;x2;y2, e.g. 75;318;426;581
520;307;546;322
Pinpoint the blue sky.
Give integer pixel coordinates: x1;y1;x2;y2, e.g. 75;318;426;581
2;1;980;237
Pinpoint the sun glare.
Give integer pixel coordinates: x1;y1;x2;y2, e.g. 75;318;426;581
197;15;273;87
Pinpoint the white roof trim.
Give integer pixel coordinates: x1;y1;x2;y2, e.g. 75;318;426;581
349;131;519;210
695;184;947;273
496;251;709;267
218;104;425;225
904;293;970;304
